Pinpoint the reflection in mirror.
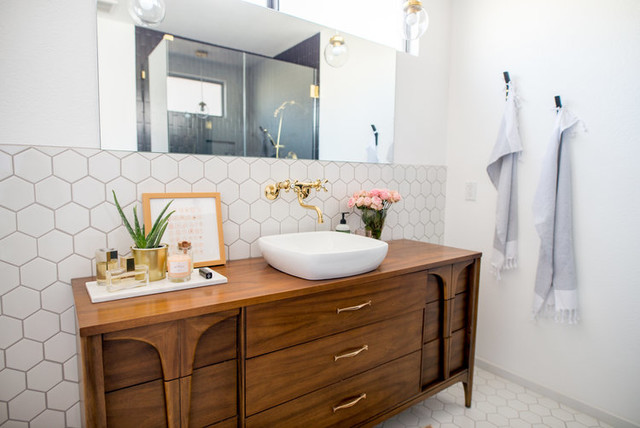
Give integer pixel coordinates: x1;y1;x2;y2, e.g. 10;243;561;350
97;0;395;163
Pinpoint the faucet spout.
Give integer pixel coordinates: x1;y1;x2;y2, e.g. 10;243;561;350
296;192;324;223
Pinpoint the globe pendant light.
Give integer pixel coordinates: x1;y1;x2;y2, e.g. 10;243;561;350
402;0;429;40
129;0;166;27
324;34;349;68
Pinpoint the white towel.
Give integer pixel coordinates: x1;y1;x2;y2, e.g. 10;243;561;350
532;108;584;323
487;85;523;279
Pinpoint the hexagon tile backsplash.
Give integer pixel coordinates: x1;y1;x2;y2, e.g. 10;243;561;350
0;144;446;427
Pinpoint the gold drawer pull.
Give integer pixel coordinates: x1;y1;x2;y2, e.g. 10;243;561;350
334;345;369;362
332;393;367;413
336;300;371;314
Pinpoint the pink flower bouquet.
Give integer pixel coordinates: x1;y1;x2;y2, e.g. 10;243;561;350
347;189;401;239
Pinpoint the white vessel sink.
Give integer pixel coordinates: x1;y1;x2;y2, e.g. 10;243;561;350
258;231;389;280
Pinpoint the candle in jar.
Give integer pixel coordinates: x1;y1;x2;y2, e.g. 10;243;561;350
167;241;193;282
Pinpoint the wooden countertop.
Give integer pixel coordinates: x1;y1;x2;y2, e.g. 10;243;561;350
72;239;481;337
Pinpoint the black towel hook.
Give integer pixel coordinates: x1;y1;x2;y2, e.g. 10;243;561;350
554;95;562;113
503;71;511;100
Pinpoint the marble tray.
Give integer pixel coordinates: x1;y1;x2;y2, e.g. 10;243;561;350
85;269;228;303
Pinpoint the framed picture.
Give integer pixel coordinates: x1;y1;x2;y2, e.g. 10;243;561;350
142;192;226;267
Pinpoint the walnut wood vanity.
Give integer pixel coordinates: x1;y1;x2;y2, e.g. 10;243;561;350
72;239;481;428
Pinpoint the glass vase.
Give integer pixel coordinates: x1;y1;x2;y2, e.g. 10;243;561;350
360;207;387;240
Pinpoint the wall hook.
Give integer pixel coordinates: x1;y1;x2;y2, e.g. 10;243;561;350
503;71;511;100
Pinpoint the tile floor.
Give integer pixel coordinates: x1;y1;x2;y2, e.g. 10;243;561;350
375;368;611;428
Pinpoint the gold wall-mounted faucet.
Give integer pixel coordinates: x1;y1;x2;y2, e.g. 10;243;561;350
265;179;328;223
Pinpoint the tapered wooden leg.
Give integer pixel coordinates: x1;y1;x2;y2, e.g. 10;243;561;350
463;380;473;407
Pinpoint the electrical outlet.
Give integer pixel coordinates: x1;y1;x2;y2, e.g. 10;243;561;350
465;182;477;201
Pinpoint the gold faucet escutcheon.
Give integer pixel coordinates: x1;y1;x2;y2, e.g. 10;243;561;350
264;179;328;223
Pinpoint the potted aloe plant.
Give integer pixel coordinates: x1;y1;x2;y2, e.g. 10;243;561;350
112;190;175;281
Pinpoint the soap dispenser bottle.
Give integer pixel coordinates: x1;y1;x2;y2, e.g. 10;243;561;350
336;212;351;233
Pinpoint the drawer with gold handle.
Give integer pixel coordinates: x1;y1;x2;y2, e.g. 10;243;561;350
246;311;422;415
246;271;427;357
246;351;421;428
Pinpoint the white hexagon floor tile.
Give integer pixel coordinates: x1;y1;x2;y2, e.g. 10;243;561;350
374;368;612;428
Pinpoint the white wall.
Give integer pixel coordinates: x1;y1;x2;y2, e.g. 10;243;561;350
394;0;451;166
0;0;100;148
444;0;640;425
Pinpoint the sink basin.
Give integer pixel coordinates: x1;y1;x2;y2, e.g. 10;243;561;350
258;231;388;280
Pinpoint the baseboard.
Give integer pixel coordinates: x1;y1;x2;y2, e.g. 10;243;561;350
475;358;639;428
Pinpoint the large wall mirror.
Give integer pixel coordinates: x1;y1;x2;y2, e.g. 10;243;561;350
97;0;396;163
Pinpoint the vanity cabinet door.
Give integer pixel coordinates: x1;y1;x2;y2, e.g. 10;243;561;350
245;352;421;428
246;271;427;357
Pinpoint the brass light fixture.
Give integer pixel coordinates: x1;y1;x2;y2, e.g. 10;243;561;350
402;0;429;40
324;34;349;68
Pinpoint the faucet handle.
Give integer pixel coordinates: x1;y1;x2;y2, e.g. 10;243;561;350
317;179;329;192
265;179;291;200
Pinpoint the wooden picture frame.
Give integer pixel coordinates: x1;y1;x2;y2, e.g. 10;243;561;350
142;192;226;267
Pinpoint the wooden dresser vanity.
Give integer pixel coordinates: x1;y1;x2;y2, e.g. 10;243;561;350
72;239;481;427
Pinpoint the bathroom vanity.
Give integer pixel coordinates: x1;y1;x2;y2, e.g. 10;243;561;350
72;239;481;427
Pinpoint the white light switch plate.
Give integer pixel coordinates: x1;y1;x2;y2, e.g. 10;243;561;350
465;182;477;201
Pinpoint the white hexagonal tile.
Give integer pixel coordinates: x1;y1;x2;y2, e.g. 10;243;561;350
228;158;251;184
90;203;120;233
290;162;307;180
229;240;250;260
270;198;289;221
354;164;368;183
60;307;76;334
260;218;280;236
14;149;51;183
324;163;339;183
0;261;20;295
137;177;164;195
217;180;239;204
249;159;271;183
41;282;75;313
281;216;298;234
165;177;191;193
178;157;204;183
0;207;16;239
203;157;228;183
228;200;250;225
307;162;324;181
24;310;60;341
107;227;134;259
192;178;215;192
0;177;34;211
35;177;71;209
6;339;43;370
223;221;239;245
239;180;260;204
151;156;178;183
0;400;6;424
0;316;23;349
72;177;105;209
250;199;270;223
0;232;37;265
121;153;151;183
30;409;66;428
9;389;46;421
21;258;57;291
2;286;40;319
47;380;80;411
16;204;54;238
107;177;136;207
270;161;289;180
38;230;73;263
44;332;76;363
0;151;12;180
55;203;89;234
88;151;121;183
0;368;26;401
63;355;79;382
66;402;82;428
239;220;260;243
73;228;107;259
53;151;87;183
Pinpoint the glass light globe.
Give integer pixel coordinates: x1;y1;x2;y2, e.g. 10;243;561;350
129;0;166;27
402;0;429;40
197;101;209;119
324;35;349;68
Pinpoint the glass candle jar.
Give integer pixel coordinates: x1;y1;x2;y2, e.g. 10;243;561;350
167;241;193;282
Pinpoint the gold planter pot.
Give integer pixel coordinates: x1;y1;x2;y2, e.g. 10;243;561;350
132;244;168;282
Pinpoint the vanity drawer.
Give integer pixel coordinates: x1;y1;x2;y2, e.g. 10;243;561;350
246;310;423;415
186;360;237;428
245;351;421;428
106;379;168;428
246;271;427;357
